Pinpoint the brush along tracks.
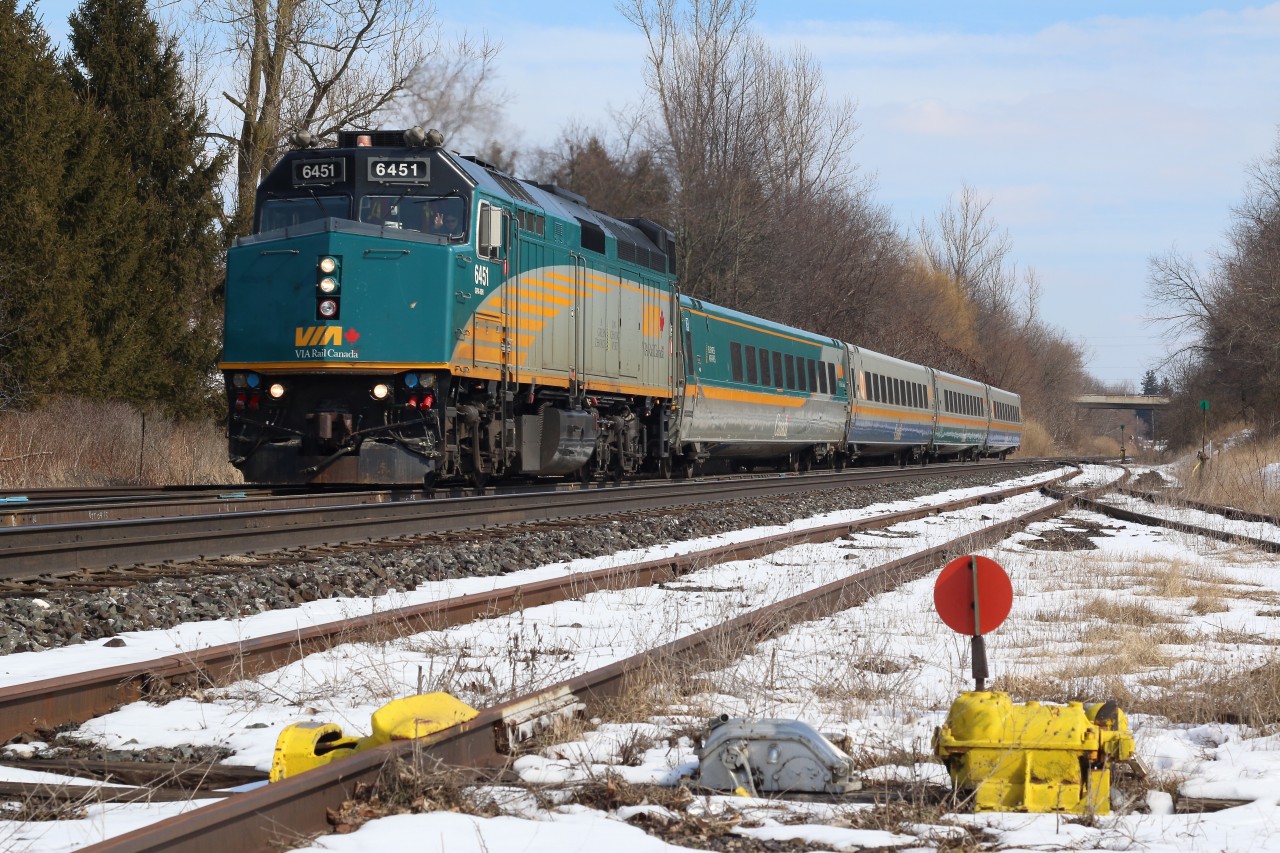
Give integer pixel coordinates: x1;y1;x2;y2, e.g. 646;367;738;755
25;469;1110;853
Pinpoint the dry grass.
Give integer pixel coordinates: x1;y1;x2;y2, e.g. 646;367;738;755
1173;424;1280;517
0;396;239;487
1081;596;1179;628
1018;418;1059;456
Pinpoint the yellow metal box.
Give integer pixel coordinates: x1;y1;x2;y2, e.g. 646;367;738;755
933;691;1134;814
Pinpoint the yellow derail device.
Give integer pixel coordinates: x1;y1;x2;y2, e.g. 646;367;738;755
930;555;1136;814
270;692;478;782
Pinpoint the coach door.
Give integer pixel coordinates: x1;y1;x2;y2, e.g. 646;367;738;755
471;202;509;381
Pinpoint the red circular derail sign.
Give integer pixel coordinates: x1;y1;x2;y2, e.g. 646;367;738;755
933;555;1013;635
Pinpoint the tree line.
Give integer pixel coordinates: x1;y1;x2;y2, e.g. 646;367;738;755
531;0;1090;448
4;0;1092;450
0;0;500;417
0;0;221;416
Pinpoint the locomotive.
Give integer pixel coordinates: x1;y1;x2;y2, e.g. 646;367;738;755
221;128;1022;487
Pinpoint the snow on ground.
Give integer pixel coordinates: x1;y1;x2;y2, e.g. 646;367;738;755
18;464;1280;852
0;467;1071;690
56;475;1068;772
1100;490;1280;544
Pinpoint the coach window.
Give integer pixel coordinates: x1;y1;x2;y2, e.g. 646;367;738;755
759;349;772;386
773;352;784;388
818;361;828;394
797;358;808;392
745;345;758;384
730;342;744;382
807;359;818;393
784;354;797;390
828;363;837;395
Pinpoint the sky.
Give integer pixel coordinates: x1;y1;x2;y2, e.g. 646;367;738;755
34;1;1280;388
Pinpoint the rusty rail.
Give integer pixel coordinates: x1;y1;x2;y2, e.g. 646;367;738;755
0;470;1071;743
77;472;1103;853
1116;486;1280;527
1052;490;1280;553
0;460;1053;582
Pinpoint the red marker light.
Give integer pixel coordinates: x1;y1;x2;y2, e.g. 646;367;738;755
248;394;261;411
422;393;434;409
234;393;246;411
405;395;418;408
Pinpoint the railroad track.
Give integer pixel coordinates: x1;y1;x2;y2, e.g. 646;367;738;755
10;463;1272;852
55;470;1092;853
0;469;1074;742
0;467;1086;848
0;459;1053;583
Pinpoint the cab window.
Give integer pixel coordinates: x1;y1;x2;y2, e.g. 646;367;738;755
257;195;350;232
359;195;467;238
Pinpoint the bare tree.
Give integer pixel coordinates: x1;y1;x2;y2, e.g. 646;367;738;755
618;0;860;310
389;31;505;152
918;183;1016;315
201;0;433;236
1145;248;1219;357
526;119;673;220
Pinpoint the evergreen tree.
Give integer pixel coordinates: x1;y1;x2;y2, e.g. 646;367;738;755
0;0;105;404
66;0;226;416
1140;369;1161;396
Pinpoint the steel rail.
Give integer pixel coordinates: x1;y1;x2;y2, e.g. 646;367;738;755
0;460;1054;581
82;474;1105;853
1116;486;1280;527
0;471;1071;743
1051;489;1280;553
0;490;399;529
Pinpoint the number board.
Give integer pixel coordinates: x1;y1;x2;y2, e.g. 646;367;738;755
292;158;346;186
367;157;431;183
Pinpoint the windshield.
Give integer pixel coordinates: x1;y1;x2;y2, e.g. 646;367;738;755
359;195;468;239
257;195;350;232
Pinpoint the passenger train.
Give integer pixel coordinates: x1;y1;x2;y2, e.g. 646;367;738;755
221;128;1022;486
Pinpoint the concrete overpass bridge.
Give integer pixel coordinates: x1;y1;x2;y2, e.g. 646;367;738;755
1074;394;1171;410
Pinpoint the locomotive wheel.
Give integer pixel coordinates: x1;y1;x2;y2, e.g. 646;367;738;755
470;469;489;492
658;456;673;479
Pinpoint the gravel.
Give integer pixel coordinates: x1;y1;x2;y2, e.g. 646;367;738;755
0;467;1047;655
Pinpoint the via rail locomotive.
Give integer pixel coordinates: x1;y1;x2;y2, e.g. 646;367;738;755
221;127;1023;486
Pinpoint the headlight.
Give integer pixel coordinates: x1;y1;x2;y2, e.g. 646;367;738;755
318;276;338;293
319;256;337;273
371;383;391;400
268;383;285;399
318;299;338;318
